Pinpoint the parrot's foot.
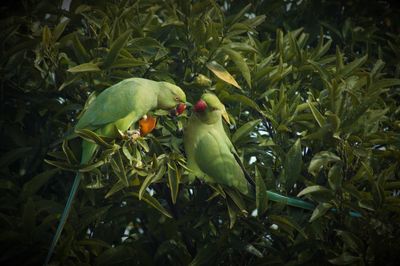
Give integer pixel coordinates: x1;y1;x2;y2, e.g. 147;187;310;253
118;129;141;142
127;129;141;141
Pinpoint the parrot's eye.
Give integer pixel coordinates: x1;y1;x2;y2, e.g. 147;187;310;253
175;96;179;101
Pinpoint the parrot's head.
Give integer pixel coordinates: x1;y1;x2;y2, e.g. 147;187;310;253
157;81;187;115
194;93;230;124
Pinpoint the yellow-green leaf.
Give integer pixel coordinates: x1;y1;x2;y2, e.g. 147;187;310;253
307;100;326;127
67;63;101;73
297;185;330;197
220;47;251;88
206;61;241;89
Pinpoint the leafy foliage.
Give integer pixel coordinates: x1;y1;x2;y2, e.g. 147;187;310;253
1;0;399;265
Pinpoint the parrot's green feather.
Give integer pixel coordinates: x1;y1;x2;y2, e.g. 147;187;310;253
45;78;186;265
194;130;248;193
185;94;363;219
76;78;159;131
184;94;249;194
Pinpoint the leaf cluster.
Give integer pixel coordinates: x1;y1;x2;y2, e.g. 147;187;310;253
1;0;399;265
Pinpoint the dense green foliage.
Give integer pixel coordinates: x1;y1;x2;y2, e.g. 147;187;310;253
1;0;399;265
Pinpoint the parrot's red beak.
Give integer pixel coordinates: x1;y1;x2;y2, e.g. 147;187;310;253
175;103;186;115
194;99;207;113
170;103;186;116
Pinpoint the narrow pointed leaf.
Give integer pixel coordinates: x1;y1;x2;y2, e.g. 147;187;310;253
307;101;326;127
206;61;241;89
67;63;101;73
309;202;332;222
297;185;330;197
232;119;261;144
284;139;302;188
255;166;268;216
75;129;114;148
167;163;179;204
130;192;172;218
337;55;368;77
221;47;251;88
103;30;132;69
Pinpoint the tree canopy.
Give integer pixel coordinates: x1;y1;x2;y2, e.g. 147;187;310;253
1;0;399;265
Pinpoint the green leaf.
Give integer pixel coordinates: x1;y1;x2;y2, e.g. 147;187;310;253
284;139;302;188
372;78;400;89
308;151;341;176
44;159;79;172
130;192;172;218
109;57;147;68
75;129;114;148
337;55;368;78
96;246;137;266
225;188;247;213
226;196;238;228
79;160;107;172
255;166;268;216
0;180;18;192
307;101;326;127
105;181;127;198
22;198;35;236
139;164;166;200
72;33;90;63
232;119;261;144
307;59;330;81
220;92;261;112
314;39;332;60
207;61;241;89
110;151;128;186
220;47;251;88
42;25;52;47
0;147;31;168
276;29;284;57
189;244;218;266
67;62;101;73
335;46;344;71
309;203;332;222
167;162;180;204
269;215;308;239
244;244;264;258
21;169;59;199
52;19;70;42
288;31;302;61
224;42;259;54
62;140;78;164
328;164;343;190
228;3;251;25
336;230;364;253
103;30;132;69
329;252;360;265
297;185;330;197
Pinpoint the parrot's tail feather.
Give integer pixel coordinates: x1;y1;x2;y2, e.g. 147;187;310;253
266;191;315;210
44;173;82;266
266;190;362;217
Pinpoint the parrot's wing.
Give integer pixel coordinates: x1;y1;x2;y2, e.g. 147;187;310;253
194;129;249;194
220;119;256;188
231;147;256;188
76;78;158;130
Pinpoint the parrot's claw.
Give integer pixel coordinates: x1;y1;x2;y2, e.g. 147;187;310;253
126;129;141;142
118;129;141;142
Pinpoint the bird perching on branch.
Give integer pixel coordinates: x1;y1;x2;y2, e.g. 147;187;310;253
44;78;186;265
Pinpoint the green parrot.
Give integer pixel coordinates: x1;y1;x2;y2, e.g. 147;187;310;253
184;93;362;217
45;78;186;265
184;93;250;194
